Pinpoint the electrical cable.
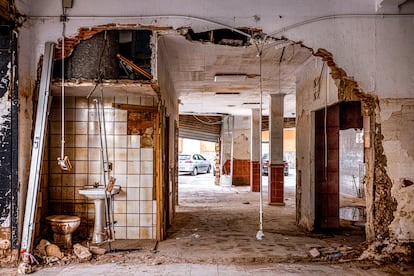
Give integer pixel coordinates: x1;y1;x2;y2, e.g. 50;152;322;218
256;42;264;241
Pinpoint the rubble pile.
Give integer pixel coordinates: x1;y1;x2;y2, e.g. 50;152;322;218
359;239;413;264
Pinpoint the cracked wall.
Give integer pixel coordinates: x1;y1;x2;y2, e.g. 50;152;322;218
380;99;414;242
296;47;413;244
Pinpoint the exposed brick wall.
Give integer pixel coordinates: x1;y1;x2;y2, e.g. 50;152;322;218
223;159;250;186
250;161;260;192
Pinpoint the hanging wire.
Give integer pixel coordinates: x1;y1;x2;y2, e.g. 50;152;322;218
256;42;264;241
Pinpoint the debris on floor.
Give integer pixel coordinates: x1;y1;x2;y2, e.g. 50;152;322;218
73;243;92;261
359;239;413;263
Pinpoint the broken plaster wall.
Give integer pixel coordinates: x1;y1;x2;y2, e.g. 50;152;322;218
295;56;339;231
284;14;413;244
380;99;414;242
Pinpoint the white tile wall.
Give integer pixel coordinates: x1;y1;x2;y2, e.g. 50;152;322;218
48;95;158;241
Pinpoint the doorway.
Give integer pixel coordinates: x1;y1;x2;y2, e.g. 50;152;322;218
314;101;364;230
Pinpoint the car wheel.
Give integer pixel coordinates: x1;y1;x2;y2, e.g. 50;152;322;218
284;172;288;176
207;165;211;173
191;167;198;176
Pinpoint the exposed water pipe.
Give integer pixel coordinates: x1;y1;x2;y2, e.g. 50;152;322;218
56;4;72;171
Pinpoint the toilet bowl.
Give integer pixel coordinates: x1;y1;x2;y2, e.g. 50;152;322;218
46;215;80;249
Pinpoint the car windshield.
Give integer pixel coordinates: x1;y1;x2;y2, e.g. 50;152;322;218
262;153;268;160
179;155;191;160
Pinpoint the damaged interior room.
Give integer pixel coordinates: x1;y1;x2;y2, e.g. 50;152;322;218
0;0;413;275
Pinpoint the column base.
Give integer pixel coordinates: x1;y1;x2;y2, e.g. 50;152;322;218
268;202;286;206
250;160;260;192
268;164;285;204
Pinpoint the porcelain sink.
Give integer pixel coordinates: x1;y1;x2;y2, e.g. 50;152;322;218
79;185;121;200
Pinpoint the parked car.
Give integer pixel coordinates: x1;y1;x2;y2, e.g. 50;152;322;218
262;153;289;176
179;154;211;176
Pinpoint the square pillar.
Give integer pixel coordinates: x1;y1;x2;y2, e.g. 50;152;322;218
268;94;285;205
250;109;261;192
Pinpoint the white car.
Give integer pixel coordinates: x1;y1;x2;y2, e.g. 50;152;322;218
179;154;211;176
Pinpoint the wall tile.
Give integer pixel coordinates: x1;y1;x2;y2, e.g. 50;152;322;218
141;96;155;106
127;227;140;239
126;188;140;201
88;135;100;148
140;175;153;188
114;213;127;227
141;161;153;174
75;148;88;160
127;95;141;105
113;174;126;188
114;161;127;175
75;135;88;147
104;122;114;135
64;120;76;134
152;200;157;215
62;173;75;187
140;214;153;227
88;174;101;185
49;174;61;187
127;175;140;188
141;148;153;161
65;96;76;108
62;186;75;200
49;134;61;147
114;226;126;239
127;214;139;227
128;135;141;148
88;161;101;174
128;149;140;161
114;95;128;105
115;148;127;161
114;135;127;148
140;201;152;214
113;200;126;214
115;122;127;135
75;174;88;187
65;108;76;122
140;188;153;201
126;200;140;214
115;109;127;121
103;110;114;122
88;121;99;135
75;109;89;122
88;148;100;161
115;189;127;200
75;97;89;108
127;161;140;174
139;227;152;239
49;187;62;200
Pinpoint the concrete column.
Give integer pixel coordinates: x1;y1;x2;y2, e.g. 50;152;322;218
250;109;261;192
268;94;285;205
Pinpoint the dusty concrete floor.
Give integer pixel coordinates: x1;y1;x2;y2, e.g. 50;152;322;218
158;172;365;264
2;171;412;275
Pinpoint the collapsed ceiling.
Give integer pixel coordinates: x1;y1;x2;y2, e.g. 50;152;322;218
159;31;312;117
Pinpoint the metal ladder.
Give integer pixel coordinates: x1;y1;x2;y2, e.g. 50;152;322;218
21;42;55;254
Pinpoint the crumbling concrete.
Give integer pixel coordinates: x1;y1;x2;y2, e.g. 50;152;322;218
296;46;412;259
